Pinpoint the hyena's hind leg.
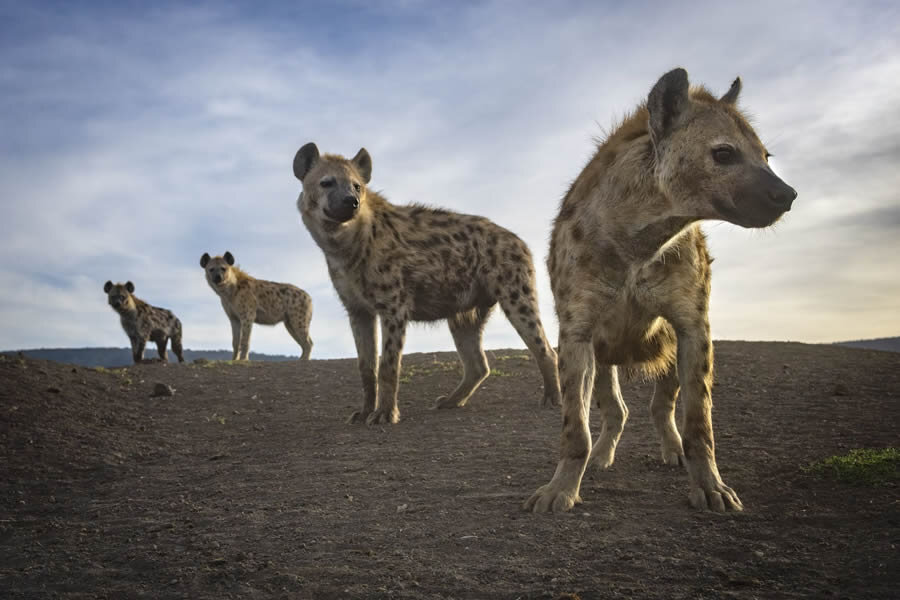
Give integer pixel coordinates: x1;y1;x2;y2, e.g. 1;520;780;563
435;305;492;409
155;337;169;362
651;363;684;466
587;364;629;472
494;266;560;408
285;316;313;360
171;320;185;363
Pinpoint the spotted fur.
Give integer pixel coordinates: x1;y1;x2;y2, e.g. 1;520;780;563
200;252;313;361
525;68;797;514
293;143;561;425
104;280;184;364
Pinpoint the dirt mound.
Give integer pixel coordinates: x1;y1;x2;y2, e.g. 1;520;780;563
1;342;898;599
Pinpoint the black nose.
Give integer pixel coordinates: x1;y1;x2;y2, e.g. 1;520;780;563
343;196;359;210
214;275;222;283
769;184;797;211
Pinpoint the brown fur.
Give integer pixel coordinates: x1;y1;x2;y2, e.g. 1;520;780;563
104;280;184;364
200;252;313;360
524;68;796;513
293;143;561;425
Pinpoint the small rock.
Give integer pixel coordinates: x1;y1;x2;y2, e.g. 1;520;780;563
396;503;409;513
46;386;62;393
832;383;850;396
151;383;175;397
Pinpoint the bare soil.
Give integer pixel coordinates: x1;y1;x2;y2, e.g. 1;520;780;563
1;341;898;599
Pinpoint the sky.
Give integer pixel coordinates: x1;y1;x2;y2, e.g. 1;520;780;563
1;0;898;358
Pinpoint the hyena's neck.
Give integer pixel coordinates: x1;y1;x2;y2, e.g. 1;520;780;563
116;298;141;319
326;211;377;270
594;157;698;264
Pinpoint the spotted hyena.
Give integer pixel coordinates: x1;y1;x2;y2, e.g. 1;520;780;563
104;280;185;364
292;143;561;425
524;68;797;513
200;252;313;360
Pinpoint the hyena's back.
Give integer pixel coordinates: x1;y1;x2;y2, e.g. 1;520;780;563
373;205;535;321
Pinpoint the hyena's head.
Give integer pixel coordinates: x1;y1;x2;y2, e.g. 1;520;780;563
200;251;236;289
292;143;372;234
104;280;136;311
647;68;797;228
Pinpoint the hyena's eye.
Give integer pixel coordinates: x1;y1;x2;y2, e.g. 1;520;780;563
353;183;361;193
712;145;738;165
320;179;334;189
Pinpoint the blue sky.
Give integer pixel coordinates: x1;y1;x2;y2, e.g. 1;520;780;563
1;0;899;358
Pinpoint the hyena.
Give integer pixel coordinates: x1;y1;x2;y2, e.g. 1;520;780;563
104;280;185;364
524;68;797;513
292;143;561;425
200;252;313;360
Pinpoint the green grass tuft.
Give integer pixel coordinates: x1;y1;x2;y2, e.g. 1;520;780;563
805;448;899;486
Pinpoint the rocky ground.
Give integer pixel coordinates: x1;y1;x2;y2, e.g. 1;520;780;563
1;341;898;599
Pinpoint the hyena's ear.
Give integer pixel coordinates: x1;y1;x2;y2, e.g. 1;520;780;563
125;281;135;293
351;148;372;184
104;280;113;294
648;67;690;142
720;77;742;104
224;251;235;266
293;143;320;181
200;252;211;268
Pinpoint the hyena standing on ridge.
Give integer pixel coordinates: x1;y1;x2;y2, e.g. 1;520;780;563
292;143;561;425
104;281;185;364
524;68;797;514
200;252;313;361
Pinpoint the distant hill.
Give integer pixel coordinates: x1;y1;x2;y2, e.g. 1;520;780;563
1;347;298;368
836;337;900;353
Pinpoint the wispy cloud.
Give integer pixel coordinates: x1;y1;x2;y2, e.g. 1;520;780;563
1;1;898;356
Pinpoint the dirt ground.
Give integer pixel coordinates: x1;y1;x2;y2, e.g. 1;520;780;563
1;341;898;599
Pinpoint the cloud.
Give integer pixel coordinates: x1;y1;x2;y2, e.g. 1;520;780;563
1;1;899;357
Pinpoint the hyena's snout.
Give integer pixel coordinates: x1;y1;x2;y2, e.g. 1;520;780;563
763;170;797;213
325;194;359;223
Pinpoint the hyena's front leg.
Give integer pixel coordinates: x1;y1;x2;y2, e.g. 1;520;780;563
229;317;241;361
524;335;595;513
676;328;742;512
130;336;145;364
366;312;407;425
237;316;253;361
347;310;378;424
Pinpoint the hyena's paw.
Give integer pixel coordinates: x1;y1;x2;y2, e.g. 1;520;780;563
688;479;743;512
365;408;400;425
541;387;560;409
523;483;582;513
346;410;371;424
660;438;685;467
434;394;465;409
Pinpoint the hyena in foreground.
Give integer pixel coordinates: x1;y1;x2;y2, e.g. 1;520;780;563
200;252;313;360
524;68;797;513
104;280;185;364
293;143;561;425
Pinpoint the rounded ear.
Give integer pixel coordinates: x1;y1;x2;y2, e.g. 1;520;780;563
648;68;690;143
351;147;372;184
125;281;135;293
200;252;211;268
720;77;742;104
224;251;235;266
293;143;320;181
104;281;113;293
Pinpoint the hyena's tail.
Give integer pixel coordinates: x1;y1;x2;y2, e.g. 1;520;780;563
172;317;185;363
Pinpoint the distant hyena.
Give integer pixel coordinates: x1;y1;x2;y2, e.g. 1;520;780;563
104;280;185;364
292;143;561;425
200;252;313;361
524;68;797;514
